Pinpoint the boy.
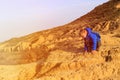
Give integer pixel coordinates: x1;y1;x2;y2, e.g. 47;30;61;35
80;27;101;54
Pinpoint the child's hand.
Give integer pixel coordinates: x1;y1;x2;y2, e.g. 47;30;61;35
84;50;88;54
92;50;97;54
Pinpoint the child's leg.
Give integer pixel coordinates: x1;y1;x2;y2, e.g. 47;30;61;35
87;44;93;53
97;41;101;51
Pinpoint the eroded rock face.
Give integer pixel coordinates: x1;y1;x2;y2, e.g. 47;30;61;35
0;0;120;80
0;34;120;80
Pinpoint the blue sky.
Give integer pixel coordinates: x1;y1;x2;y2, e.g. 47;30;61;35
0;0;108;42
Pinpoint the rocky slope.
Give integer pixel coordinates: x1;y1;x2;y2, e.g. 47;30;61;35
0;0;120;80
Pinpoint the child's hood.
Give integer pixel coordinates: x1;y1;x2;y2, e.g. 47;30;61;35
85;27;92;35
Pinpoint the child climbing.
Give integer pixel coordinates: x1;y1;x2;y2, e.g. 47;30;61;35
80;27;101;54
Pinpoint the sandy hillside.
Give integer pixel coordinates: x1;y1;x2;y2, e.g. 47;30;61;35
0;0;120;80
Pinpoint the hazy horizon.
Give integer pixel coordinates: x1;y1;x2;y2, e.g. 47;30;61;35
0;0;108;42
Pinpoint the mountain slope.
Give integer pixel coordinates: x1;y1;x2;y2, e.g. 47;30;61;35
0;0;120;52
69;0;120;32
0;0;120;80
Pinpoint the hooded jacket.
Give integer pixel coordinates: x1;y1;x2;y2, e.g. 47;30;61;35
84;28;101;51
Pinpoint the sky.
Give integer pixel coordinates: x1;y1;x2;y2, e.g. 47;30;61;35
0;0;108;42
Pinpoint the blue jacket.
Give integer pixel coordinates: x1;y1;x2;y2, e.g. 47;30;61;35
84;28;101;51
